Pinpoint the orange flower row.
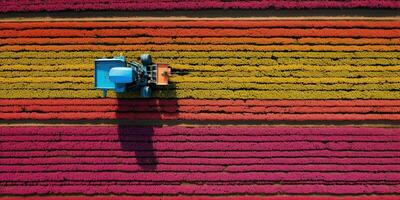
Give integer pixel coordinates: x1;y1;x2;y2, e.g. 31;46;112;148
1;37;399;45
1;44;398;52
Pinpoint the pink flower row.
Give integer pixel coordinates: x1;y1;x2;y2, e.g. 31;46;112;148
1;126;399;135
3;150;398;160
3;171;400;182
2;184;400;195
2;141;399;151
1;196;399;200
2;163;399;173
3;134;399;142
3;112;400;121
1;1;399;12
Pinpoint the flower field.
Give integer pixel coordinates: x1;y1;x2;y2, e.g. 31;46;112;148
3;99;400;121
1;126;400;195
1;13;400;199
1;20;400;101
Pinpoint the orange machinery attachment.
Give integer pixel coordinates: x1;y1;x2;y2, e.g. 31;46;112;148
156;63;171;86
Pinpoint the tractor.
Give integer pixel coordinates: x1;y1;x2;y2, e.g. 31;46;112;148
94;54;171;98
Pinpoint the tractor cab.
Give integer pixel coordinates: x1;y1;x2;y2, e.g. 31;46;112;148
94;54;171;98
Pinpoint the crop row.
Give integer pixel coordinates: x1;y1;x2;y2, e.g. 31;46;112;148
4;71;400;79
4;58;400;66
3;140;400;151
172;77;400;84
4;76;400;84
2;184;400;195
3;163;400;173
1;28;398;38
1;0;399;13
3;112;400;120
1;21;400;29
5;138;400;153
0;71;91;78
172;65;400;72
4;171;400;182
5;64;400;72
4;149;400;159
4;184;400;195
2;126;400;136
2;45;398;52
5;82;400;91
11;70;396;79
2;37;400;45
3;195;397;200
3;99;400;107
2;51;399;59
3;105;400;114
3;89;400;99
0;64;90;71
4;134;400;142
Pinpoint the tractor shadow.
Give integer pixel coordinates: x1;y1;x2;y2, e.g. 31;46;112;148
117;125;158;171
116;80;177;172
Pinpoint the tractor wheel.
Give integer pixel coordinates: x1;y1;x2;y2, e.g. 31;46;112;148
140;86;152;98
140;54;152;65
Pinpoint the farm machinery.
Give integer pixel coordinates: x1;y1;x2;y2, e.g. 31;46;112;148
94;54;171;98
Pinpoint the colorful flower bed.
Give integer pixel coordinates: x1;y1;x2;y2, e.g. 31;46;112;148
1;126;400;195
1;0;399;12
0;20;400;100
1;18;400;199
2;99;400;121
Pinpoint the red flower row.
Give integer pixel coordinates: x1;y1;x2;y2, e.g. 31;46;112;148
2;99;400;121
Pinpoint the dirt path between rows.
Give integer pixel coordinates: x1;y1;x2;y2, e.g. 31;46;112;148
1;9;399;21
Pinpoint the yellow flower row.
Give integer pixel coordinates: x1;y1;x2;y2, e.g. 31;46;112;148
172;65;400;72
0;64;94;71
2;69;400;78
0;64;91;71
4;76;400;84
3;89;400;99
172;83;400;91
0;77;91;83
171;76;400;84
184;71;400;78
5;82;400;91
4;64;400;73
6;83;92;90
0;71;91;78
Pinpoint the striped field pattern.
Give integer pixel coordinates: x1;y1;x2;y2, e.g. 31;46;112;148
1;126;400;195
2;99;400;121
1;21;400;99
1;18;400;199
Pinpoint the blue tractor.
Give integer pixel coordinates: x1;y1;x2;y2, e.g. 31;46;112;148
94;54;171;98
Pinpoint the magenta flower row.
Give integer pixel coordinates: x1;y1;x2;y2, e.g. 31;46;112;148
0;0;399;12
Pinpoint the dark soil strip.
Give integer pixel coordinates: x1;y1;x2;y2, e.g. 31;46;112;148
0;9;399;20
